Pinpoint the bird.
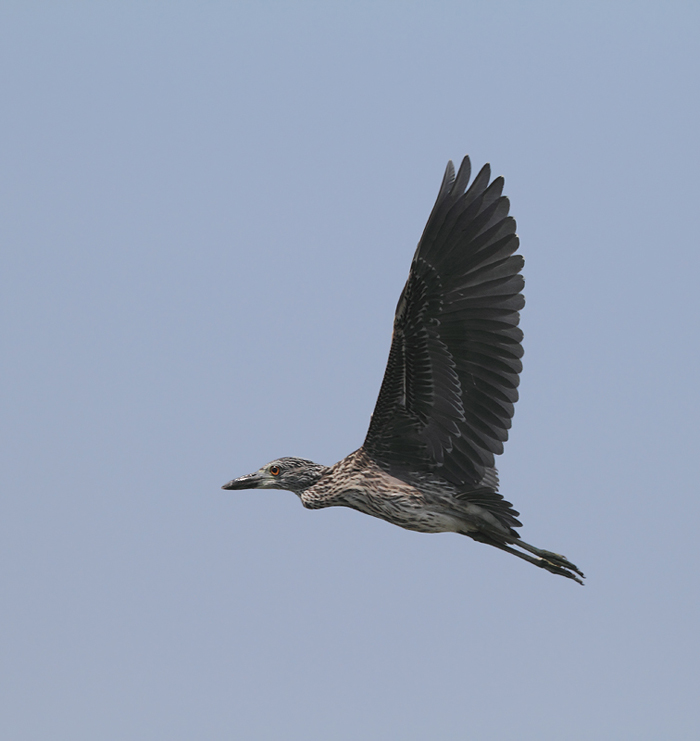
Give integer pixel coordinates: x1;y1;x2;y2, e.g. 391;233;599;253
222;156;584;584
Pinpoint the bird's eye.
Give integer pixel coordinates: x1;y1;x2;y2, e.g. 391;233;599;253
270;465;280;476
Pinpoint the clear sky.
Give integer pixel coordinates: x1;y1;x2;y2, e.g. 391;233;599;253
2;3;699;739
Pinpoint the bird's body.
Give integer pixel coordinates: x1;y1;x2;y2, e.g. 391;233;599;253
303;449;469;534
302;449;507;537
223;156;584;583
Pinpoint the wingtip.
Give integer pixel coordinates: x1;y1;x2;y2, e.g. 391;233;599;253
437;160;456;201
452;156;472;196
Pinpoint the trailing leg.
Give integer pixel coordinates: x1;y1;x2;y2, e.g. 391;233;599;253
470;530;585;585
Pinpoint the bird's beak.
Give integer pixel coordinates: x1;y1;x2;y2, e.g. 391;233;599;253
221;472;263;490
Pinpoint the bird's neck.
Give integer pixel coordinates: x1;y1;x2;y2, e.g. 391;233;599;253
293;463;331;494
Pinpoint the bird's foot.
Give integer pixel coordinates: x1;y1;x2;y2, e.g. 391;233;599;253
519;544;585;584
535;555;585;585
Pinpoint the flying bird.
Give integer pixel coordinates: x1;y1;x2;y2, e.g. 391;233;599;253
223;156;584;584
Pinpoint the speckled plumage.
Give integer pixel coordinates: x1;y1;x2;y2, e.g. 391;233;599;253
223;156;584;584
302;449;507;536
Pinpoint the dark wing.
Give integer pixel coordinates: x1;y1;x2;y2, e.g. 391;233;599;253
363;156;524;490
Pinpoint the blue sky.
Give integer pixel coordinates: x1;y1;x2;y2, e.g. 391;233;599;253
2;3;699;739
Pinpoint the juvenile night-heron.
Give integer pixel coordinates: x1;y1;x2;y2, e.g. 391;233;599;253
223;156;584;584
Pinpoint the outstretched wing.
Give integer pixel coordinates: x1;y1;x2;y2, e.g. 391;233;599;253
363;156;524;490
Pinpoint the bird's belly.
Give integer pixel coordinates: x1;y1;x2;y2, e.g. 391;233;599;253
343;489;463;534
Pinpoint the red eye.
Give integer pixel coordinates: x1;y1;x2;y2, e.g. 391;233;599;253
270;465;280;476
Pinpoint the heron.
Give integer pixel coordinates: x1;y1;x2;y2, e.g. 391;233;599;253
223;156;584;584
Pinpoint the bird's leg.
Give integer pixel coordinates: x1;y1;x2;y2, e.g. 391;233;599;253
485;539;584;584
514;538;585;580
469;529;585;584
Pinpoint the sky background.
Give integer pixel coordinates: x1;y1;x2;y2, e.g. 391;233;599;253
2;2;699;739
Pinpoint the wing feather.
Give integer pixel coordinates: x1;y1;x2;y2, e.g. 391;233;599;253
364;157;524;494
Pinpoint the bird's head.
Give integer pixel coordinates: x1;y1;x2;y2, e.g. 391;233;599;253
221;457;328;495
